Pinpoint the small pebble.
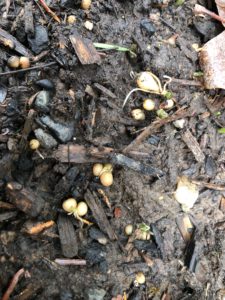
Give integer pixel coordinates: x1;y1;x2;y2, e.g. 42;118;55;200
140;19;155;37
35;91;50;112
36;79;55;91
39;115;74;143
173;119;185;129
34;128;58;149
84;20;94;31
87;289;106;300
28;25;49;54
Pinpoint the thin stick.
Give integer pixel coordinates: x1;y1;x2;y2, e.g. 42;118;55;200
55;259;87;266
0;62;57;76
191;180;225;191
1;268;25;300
193;4;225;23
123;108;192;153
37;0;61;23
170;77;202;87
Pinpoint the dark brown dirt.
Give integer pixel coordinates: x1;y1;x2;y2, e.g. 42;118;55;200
1;0;225;299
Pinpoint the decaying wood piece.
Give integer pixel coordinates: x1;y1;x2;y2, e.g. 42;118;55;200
53;144;163;176
0;211;17;222
0;28;32;57
110;153;164;176
24;2;34;35
70;32;101;65
123;108;192;154
84;189;117;240
22;220;55;235
6;182;45;217
93;83;117;99
57;214;78;258
19;109;36;150
53;144;104;163
53;166;79;202
176;215;194;242
200;31;225;89
13;283;42;300
182;130;205;163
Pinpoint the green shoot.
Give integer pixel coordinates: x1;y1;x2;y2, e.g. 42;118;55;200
175;0;185;6
138;223;150;232
93;43;137;57
218;128;225;134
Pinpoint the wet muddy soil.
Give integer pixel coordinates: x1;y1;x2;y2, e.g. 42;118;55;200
1;0;225;299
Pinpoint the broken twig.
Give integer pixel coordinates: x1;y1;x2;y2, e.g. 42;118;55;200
55;259;86;266
123;108;192;153
182;130;205;163
0;62;57;77
36;0;60;23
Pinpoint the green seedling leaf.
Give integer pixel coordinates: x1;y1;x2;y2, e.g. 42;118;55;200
175;0;185;6
215;111;221;117
157;109;169;119
218;128;225;134
193;71;204;77
138;223;150;232
94;42;137;57
165;91;173;99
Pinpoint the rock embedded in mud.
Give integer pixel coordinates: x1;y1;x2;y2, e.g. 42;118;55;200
35;91;51;112
39;115;74;143
60;0;75;8
85;242;107;265
34;128;58;149
28;25;49;54
35;79;55;91
87;289;106;300
140;19;155;37
6;182;45;217
89;227;108;245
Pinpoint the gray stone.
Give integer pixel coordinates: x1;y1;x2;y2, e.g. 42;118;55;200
39;115;74;143
87;289;106;300
35;91;50;112
28;25;49;54
34;128;58;149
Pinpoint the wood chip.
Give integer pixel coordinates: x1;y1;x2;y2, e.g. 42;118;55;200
24;2;34;35
0;28;32;57
6;182;45;217
176;215;194;242
57;214;78;258
0;212;17;222
219;197;225;212
182;129;205;163
53;144;163;176
23;220;55;235
54;259;86;266
84;189;117;240
93;83;117;99
70;32;101;65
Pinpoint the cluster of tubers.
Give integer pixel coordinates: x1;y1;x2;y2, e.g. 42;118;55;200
8;56;30;69
93;163;114;187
